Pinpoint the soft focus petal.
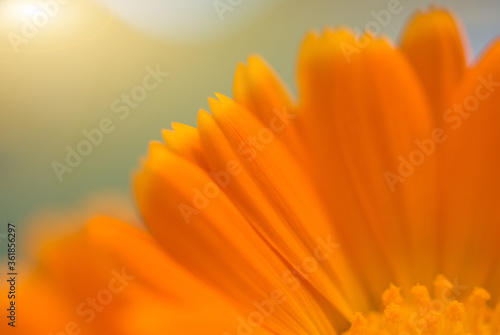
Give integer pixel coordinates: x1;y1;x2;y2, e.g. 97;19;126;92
440;38;500;301
297;29;439;296
5;216;251;335
135;140;339;334
401;8;468;117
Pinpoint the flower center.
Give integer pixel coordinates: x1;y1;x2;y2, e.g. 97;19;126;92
345;275;499;335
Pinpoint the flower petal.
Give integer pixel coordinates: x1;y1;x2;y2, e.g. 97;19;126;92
13;216;247;335
297;29;440;296
201;92;376;322
162;122;208;169
401;8;468;116
440;39;500;300
233;55;294;124
135;141;339;334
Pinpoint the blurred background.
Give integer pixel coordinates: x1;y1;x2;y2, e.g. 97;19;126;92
0;0;499;262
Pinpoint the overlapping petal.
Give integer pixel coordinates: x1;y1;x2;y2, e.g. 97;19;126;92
439;38;500;301
9;7;500;335
3;216;253;335
401;8;468;116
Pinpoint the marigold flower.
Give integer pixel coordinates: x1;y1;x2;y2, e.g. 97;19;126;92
135;7;500;335
6;7;500;335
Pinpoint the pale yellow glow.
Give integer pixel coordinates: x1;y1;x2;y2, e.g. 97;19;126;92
0;0;111;53
94;0;283;44
0;0;41;26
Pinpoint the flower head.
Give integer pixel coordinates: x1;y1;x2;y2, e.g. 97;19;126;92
8;7;500;335
134;7;500;334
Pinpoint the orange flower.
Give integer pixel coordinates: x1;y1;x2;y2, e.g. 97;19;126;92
135;7;500;335
5;7;500;335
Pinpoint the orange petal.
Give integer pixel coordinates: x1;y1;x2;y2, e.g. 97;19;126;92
202;93;374;323
162;122;208;169
400;8;468;117
439;38;500;300
11;216;249;335
297;29;439;295
233;56;303;154
135;141;337;334
233;55;294;124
